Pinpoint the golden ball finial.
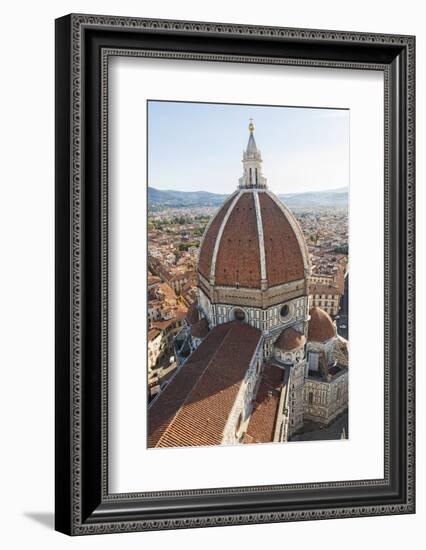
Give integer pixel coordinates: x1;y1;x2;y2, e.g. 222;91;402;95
248;118;255;133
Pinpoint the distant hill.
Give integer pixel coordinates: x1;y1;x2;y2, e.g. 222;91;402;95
148;186;348;209
148;187;227;208
278;187;348;208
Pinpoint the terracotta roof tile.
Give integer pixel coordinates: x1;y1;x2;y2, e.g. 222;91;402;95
214;192;261;288
309;282;340;295
198;195;235;281
148;328;161;341
197;190;306;290
148;321;261;448
259;193;305;287
308;307;336;342
243;363;283;444
151;308;186;331
275;327;305;351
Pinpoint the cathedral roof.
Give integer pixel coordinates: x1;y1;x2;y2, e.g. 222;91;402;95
148;321;261;448
275;327;306;351
308;307;336;342
197;190;308;289
243;363;283;444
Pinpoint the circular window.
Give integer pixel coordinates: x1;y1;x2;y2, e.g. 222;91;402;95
280;305;289;318
234;309;246;321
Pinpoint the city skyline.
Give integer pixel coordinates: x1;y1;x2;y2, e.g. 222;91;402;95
148;184;348;196
148;100;349;195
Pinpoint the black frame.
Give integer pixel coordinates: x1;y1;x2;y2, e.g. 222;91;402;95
55;14;415;535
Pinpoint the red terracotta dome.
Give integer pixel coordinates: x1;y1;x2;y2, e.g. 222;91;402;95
308;307;336;342
197;190;308;290
275;327;306;351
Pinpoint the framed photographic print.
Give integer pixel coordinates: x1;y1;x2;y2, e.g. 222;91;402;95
55;14;415;535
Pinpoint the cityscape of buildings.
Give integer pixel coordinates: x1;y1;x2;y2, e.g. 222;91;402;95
147;120;349;446
148;208;348;387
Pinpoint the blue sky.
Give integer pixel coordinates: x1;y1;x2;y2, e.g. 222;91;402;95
148;101;349;195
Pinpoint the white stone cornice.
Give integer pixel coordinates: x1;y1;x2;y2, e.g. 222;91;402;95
253;190;267;290
209;191;242;285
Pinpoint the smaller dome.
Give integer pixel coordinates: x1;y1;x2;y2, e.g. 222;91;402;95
190;318;209;339
275;327;305;351
308;307;336;342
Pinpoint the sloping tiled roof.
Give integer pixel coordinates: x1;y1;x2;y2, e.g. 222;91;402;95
148;328;161;342
148;275;161;286
275;327;305;351
243;363;283;444
151;307;186;331
308;307;336;342
148;321;261;448
309;282;340;295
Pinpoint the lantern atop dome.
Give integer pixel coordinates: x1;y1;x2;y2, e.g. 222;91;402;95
238;120;268;189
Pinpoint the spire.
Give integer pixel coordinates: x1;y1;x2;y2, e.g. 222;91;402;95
246;118;258;154
238;120;267;189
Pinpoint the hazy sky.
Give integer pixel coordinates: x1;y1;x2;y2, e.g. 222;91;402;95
148;100;349;195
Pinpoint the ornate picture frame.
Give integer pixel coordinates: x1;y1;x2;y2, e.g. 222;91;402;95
55;14;415;535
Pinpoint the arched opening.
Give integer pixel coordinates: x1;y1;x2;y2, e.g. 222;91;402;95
280;304;289;319
234;309;246;322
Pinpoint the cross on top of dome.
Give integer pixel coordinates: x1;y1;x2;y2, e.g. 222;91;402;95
238;120;268;189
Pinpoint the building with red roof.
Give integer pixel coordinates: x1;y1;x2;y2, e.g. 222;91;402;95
148;122;348;448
